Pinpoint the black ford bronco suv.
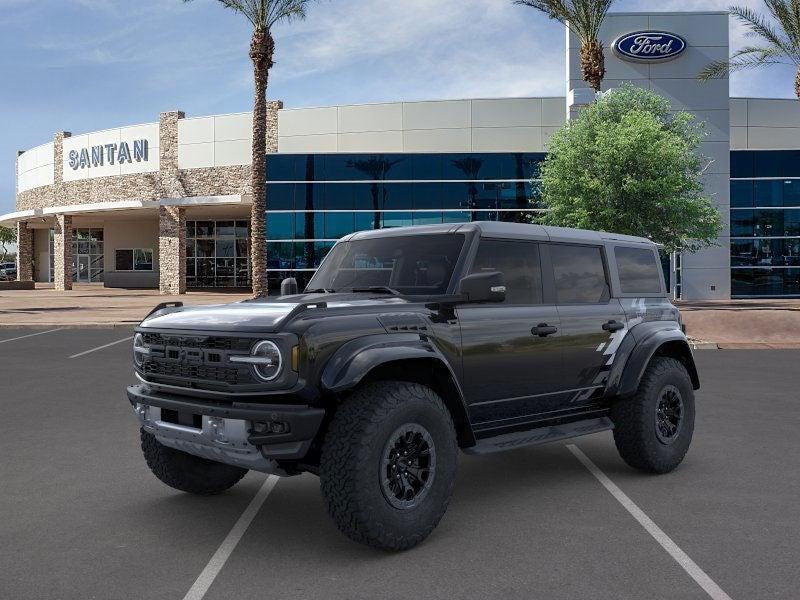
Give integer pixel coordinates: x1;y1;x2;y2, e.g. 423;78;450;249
128;222;699;550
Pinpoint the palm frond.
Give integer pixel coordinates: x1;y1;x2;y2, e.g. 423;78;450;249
699;46;789;80
730;5;800;64
764;0;800;45
515;0;615;43
187;0;312;30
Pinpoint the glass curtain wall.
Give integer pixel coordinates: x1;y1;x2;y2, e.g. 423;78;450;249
731;151;800;297
264;152;546;291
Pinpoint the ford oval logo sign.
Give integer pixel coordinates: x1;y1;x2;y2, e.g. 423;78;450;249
613;31;687;62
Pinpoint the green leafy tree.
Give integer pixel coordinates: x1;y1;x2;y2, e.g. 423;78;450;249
536;84;722;253
515;0;615;92
184;0;316;297
0;226;15;263
699;2;800;100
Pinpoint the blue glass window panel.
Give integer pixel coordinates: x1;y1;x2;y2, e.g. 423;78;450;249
294;183;325;211
412;154;442;180
382;212;413;228
324;155;356;180
730;151;754;178
382;183;413;210
443;211;471;223
355;211;380;232
754;151;783;177
781;150;800;177
518;153;546;179
730;181;754;208
412;183;443;209
413;212;443;225
475;153;505;179
266;213;294;240
294;211;324;240
266;184;294;210
785;210;800;236
755;210;784;236
297;154;325;181
732;269;800;296
325;212;355;239
383;154;411;180
783;180;800;207
471;182;500;210
353;183;381;210
267;242;294;270
731;210;754;237
441;183;470;210
754;180;783;207
325;183;354;210
444;154;486;180
266;155;297;181
498;211;529;224
498;182;530;209
216;239;235;258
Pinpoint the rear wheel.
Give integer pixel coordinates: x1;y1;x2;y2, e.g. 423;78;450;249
611;357;695;474
319;381;458;551
140;430;247;495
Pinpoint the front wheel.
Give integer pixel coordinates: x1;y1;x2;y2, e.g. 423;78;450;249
319;381;458;551
140;430;247;495
611;357;695;474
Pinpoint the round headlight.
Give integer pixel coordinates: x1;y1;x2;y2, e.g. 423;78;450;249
251;340;282;381
133;333;146;367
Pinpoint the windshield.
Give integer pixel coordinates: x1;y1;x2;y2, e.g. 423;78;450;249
306;234;466;295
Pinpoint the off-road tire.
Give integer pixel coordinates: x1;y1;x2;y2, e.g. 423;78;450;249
319;381;458;551
140;430;247;495
611;357;695;474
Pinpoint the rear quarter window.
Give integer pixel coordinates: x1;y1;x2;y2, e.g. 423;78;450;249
615;246;663;295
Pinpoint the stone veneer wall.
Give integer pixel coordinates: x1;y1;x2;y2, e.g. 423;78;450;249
158;206;186;295
15;222;33;281
53;214;73;291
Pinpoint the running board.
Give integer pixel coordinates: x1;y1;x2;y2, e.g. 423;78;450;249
464;417;614;455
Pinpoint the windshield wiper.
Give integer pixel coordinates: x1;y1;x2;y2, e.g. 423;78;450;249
305;288;335;294
350;286;401;295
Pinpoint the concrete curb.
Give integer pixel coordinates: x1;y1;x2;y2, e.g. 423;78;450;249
690;342;720;350
0;322;140;329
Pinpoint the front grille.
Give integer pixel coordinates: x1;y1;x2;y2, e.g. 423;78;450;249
139;333;255;387
141;360;245;385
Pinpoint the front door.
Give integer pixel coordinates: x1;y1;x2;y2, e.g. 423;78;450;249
77;255;90;282
547;243;627;404
457;239;563;430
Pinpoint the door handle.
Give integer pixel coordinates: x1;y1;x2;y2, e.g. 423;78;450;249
602;320;625;333
532;323;558;337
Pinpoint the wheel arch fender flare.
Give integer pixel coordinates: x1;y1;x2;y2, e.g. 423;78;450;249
611;325;700;398
320;334;475;447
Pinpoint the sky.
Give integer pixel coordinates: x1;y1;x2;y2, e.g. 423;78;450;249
0;0;797;215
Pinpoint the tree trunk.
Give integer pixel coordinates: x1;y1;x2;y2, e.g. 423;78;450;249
249;29;275;298
796;67;800;102
580;40;605;93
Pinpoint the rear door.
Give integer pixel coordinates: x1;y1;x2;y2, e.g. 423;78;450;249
545;243;626;404
457;238;562;428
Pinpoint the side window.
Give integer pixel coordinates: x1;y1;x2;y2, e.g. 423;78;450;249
550;244;609;304
470;239;542;304
615;246;663;294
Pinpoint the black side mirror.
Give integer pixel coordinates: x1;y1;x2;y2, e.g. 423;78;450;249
458;271;506;303
280;277;299;296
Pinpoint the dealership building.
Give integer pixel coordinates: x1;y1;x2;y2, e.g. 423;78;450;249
4;10;800;300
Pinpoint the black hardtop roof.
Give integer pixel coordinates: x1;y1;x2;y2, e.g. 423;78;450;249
345;222;655;247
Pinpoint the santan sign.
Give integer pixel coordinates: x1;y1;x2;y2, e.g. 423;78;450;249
67;139;149;170
613;31;687;62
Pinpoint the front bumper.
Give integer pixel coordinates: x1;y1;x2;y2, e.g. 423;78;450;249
127;384;325;475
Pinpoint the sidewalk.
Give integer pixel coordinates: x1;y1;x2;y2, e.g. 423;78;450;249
0;284;250;328
677;299;800;349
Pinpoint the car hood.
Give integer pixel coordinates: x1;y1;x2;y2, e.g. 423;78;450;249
139;293;415;333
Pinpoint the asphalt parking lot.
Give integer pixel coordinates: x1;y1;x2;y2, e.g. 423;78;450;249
2;328;799;600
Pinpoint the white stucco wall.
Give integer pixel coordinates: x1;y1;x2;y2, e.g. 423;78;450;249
17;142;55;194
730;98;800;149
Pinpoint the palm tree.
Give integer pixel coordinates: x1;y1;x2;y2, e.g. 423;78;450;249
515;0;616;92
184;0;314;297
699;3;800;101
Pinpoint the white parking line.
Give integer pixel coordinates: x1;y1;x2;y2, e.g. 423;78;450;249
68;335;133;359
183;476;279;600
567;444;733;600
0;329;63;345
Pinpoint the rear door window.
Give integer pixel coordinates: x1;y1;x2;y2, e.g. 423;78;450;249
470;239;543;304
615;246;663;294
549;244;609;304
